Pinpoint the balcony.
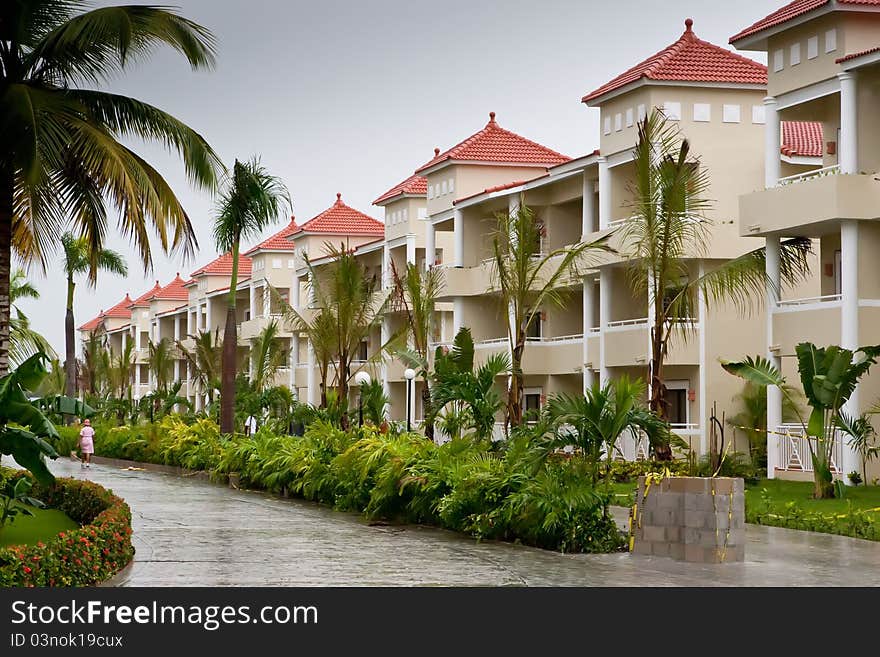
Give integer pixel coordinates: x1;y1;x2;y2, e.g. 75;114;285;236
772;296;841;355
239;314;290;341
740;173;880;237
603;319;699;368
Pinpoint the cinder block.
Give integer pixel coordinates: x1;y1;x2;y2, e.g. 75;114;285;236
665;526;681;543
643;525;666;542
652;542;670;557
632;541;653;556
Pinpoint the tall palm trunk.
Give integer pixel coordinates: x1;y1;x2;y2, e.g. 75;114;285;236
220;240;240;434
64;276;77;397
508;330;525;428
0;169;13;377
649;319;673;460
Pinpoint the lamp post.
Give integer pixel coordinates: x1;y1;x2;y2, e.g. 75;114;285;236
354;371;371;427
404;368;416;433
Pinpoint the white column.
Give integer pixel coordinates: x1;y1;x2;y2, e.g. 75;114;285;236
765;236;782;479
249;283;256;319
135;326;142;351
292;274;301;311
646;271;655;403
425;221;435;270
582;173;596;238
453;210;464;267
205;299;212;331
583;276;595;393
764;96;781;188
307;340;317;406
186;308;193;335
406;234;416;265
288;339;295;393
841;220;861;480
453;297;464;336
598;157;611;230
174;315;181;341
262;283;270;317
698;263;707;456
382;243;390;289
599;268;611;383
838;72;858;175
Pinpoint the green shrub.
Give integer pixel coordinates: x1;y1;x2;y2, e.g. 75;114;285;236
0;471;134;586
749;489;878;540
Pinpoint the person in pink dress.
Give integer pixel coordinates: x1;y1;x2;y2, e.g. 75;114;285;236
79;419;95;469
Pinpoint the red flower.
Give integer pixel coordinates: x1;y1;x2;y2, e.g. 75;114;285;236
23;566;31;573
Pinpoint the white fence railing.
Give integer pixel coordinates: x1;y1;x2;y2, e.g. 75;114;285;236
606;317;648;330
776;294;842;309
612;430;650;462
777;164;839;186
775;424;842;473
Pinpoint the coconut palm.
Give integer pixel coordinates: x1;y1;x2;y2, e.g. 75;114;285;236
178;329;222;405
621;109;812;458
79;331;101;396
279;296;336;408
213;158;290;433
391;260;444;439
60;232;126;396
491;200;611;429
250;319;289;393
9;268;55;366
0;1;224;376
146;337;174;394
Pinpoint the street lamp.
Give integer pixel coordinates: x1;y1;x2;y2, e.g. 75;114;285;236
404;368;416;433
354;371;371;427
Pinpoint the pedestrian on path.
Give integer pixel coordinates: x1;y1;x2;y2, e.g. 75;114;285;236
79;419;95;469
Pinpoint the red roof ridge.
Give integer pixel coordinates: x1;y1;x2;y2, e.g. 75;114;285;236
373;173;428;205
415;112;570;173
731;1;880;45
837;46;880;64
584;19;767;105
190;252;253;278
781;121;824;157
298;194;384;236
244;216;301;255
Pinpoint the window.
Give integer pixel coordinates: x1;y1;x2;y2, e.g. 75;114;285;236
722;104;741;124
441;181;447;195
834;250;842;296
525;311;542;339
825;29;836;53
693;103;711;122
288;259;296;269
603;117;611;135
524;390;543;419
614;113;622;131
663;102;681;121
790;43;801;66
272;258;282;269
244;310;250;321
773;49;784;72
752;105;766;124
625;108;634;127
807;36;818;59
448;178;454;194
662;388;688;426
358;340;368;362
637;104;646;121
402;209;408;221
418;207;427;220
427;185;434;199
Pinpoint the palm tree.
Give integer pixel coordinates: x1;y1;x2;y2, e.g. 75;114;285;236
79;332;102;396
178;329;222;405
60;232;126;396
110;339;134;400
213;158;290;433
250;319;289;393
0;1;223;375
9;268;55;366
621;109;812;458
391;260;444;440
491;200;610;428
292;243;393;424
542;377;670;487
280;298;336;408
146;338;174;394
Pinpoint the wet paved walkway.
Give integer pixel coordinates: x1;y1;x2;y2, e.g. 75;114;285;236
8;456;880;586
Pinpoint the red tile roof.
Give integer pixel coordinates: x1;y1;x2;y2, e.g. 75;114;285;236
297;194;385;236
781;121;824;157
78;315;104;332
190;252;253;278
731;1;880;44
454;176;547;206
79;292;134;331
146;274;189;302
243;217;300;255
129;281;162;307
583;19;767;104
837;46;880;63
415;113;570;173
373;174;428;205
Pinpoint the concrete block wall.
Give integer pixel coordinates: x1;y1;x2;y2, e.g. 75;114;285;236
632;476;745;563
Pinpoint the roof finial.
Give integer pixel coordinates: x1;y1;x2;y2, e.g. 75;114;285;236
434;147;440;157
489;111;496;123
336;192;342;202
685;18;693;32
176;272;180;278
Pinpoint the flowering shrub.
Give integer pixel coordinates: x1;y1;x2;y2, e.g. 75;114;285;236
0;472;134;587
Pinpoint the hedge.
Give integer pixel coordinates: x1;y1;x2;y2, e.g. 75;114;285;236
0;472;134;587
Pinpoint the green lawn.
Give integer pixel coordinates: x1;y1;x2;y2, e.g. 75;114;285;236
0;506;80;548
745;479;880;517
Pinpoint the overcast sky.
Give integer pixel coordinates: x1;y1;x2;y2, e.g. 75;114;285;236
18;0;783;355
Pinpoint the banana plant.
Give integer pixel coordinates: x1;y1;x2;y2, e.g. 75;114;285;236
0;353;60;485
722;342;880;498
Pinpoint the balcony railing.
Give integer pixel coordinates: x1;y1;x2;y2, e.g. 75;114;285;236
527;333;583;344
606;318;648;330
776;294;841;310
775;424;842;473
777;164;840;187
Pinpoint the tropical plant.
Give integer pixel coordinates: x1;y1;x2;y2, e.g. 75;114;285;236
250;319;289;393
146;338;175;395
0;353;59;484
431;327;510;441
213;158;290;433
0;1;224;376
836;412;878;487
60;232;127;396
727;380;802;468
723;343;880;498
622;110;812;458
358;378;390;426
541;376;671;488
178;329;222;405
435;403;472;442
391;260;444;440
291;243;393;423
79;332;102;396
0;477;46;531
9;269;55;367
491;199;610;428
